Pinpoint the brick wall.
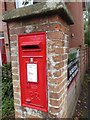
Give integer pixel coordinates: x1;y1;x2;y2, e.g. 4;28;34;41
8;14;69;118
1;1;15;63
66;2;84;48
0;2;3;32
4;2;15;11
67;46;89;118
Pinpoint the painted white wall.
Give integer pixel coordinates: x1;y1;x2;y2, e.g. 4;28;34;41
0;50;2;67
15;0;33;8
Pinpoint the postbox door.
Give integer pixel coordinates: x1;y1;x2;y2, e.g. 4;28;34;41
18;32;48;112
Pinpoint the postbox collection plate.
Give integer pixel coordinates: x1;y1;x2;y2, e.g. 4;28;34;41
27;63;37;83
18;32;48;112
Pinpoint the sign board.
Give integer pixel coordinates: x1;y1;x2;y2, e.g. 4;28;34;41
67;48;79;87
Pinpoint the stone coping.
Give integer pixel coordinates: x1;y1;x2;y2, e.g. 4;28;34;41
2;2;74;25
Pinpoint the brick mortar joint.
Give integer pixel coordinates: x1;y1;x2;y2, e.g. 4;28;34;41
9;21;69;30
48;77;67;87
49;82;67;93
49;103;63;109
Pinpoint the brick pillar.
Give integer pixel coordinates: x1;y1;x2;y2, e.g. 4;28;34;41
8;15;69;118
47;27;69;118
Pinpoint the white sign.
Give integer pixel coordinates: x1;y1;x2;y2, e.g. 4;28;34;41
15;0;33;8
27;63;37;83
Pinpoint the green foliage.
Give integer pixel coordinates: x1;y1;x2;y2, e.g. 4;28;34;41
69;52;77;62
2;64;15;119
84;28;90;45
84;2;90;45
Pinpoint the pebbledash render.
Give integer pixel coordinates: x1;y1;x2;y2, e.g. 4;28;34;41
2;2;88;119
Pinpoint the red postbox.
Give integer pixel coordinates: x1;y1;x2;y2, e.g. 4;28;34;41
18;32;48;112
0;38;7;65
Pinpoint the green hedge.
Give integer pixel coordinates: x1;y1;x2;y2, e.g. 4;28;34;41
2;64;15;119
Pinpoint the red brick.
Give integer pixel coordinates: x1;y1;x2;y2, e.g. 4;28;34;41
21;17;48;27
50;92;60;99
48;40;64;48
59;17;66;25
9;22;23;29
54;62;64;70
6;2;15;11
13;87;20;93
49;106;61;113
50;88;64;99
14;104;21;109
47;31;64;40
15;111;22;118
12;75;19;80
11;56;18;61
48;47;64;54
53;71;61;77
10;27;25;35
12;68;18;74
49;74;66;85
11;43;17;49
36;23;62;32
55;48;64;54
50;98;62;106
48;15;59;22
11;49;18;55
62;54;68;60
36;24;49;32
27;115;41;118
14;99;20;104
14;93;20;99
49;80;66;93
48;63;51;70
64;48;69;53
10;35;18;42
48;71;52;77
13;80;19;87
49;23;62;31
53;55;62;62
49;85;60;92
12;62;18;68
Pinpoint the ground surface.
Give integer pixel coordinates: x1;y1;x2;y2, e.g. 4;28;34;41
73;70;90;119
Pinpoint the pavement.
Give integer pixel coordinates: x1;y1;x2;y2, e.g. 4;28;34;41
73;68;90;119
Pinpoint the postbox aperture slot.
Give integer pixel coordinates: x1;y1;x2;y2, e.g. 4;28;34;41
21;42;42;51
22;45;40;50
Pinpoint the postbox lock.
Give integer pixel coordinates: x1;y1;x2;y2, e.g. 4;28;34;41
30;58;33;62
